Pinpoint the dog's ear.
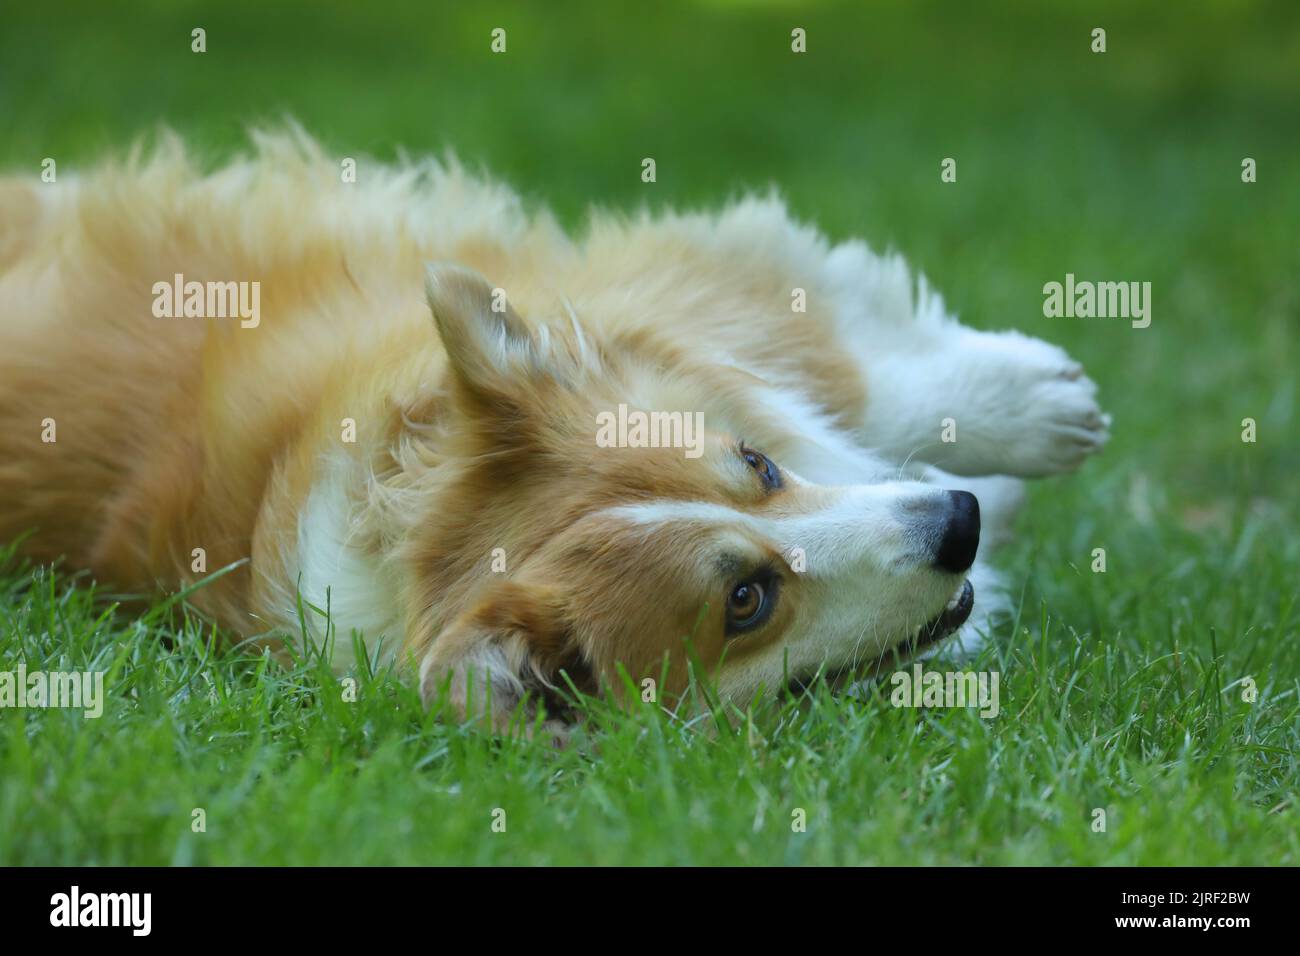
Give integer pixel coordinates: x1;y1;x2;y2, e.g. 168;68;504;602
424;262;537;404
416;579;591;744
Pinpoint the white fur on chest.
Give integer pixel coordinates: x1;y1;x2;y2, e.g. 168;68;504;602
293;458;401;670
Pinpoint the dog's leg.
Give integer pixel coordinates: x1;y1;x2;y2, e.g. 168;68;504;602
861;329;1109;478
822;245;1110;478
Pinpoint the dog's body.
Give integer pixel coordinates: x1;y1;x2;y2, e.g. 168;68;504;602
0;131;1107;731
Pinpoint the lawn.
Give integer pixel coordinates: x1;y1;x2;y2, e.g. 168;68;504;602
0;0;1297;865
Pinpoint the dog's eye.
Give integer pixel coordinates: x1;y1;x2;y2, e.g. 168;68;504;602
727;582;765;627
726;575;777;634
740;444;782;490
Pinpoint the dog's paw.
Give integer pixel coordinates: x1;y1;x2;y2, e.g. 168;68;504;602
974;333;1110;477
907;330;1111;478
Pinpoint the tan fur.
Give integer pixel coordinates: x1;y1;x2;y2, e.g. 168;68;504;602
4;127;1113;736
0;130;885;722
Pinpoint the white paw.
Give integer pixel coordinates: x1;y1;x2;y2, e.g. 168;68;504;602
856;329;1109;478
966;332;1110;477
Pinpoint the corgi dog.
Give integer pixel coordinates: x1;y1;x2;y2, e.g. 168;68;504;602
0;130;1108;736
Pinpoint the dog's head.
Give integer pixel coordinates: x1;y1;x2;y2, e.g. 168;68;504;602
408;265;979;734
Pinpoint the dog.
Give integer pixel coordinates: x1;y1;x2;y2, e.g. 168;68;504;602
0;129;1109;736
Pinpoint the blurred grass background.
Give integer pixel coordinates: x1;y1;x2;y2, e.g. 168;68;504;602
0;0;1296;864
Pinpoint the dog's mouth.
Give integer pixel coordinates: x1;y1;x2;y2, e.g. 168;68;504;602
784;580;975;695
908;578;975;652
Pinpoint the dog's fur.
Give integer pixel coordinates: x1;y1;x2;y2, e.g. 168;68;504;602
0;130;1108;734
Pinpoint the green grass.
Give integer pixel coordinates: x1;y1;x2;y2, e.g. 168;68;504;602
1;0;1297;865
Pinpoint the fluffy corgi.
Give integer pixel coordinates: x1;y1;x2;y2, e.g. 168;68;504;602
0;130;1108;735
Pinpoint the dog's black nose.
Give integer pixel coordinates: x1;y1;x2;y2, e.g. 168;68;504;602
934;490;980;574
